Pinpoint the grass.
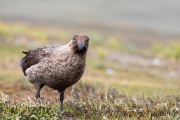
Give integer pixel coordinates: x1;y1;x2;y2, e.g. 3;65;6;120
0;43;26;63
151;40;180;62
1;83;180;119
1;21;180;119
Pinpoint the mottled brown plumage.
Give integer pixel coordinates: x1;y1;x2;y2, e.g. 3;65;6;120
20;34;89;112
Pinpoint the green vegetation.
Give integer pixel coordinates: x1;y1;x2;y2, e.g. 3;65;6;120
0;22;46;43
151;40;180;61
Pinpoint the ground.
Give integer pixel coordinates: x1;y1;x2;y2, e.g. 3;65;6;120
0;21;180;119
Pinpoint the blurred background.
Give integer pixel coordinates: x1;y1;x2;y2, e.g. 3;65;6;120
0;0;180;100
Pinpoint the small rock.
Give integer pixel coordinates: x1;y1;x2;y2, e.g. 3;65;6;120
152;58;161;66
106;68;114;75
